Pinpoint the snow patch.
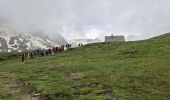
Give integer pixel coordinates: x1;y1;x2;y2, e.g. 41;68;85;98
0;32;61;51
69;38;101;47
19;38;24;42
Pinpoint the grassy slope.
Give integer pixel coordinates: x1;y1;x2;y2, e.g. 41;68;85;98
0;33;170;100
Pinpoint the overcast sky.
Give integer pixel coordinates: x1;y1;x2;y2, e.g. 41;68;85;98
0;0;170;41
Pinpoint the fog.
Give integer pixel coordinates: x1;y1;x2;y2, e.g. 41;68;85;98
0;0;170;41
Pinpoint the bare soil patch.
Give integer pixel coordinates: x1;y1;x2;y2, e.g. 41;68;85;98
65;72;86;81
0;72;40;100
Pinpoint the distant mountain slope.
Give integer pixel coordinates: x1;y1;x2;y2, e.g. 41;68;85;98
0;31;68;52
31;33;68;45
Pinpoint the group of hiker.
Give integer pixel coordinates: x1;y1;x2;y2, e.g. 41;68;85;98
21;44;72;62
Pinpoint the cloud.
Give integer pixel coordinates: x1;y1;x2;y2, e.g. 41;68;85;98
0;0;170;41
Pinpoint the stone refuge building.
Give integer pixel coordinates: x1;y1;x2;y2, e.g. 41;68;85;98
105;35;125;42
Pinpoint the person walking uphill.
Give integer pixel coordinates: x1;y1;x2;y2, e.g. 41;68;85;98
30;51;33;59
27;51;30;60
21;52;25;62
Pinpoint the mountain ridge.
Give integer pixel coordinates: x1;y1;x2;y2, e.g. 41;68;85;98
0;31;68;52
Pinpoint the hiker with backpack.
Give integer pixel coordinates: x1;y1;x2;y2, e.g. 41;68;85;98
21;52;25;62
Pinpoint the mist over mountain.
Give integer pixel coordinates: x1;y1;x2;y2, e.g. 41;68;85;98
0;0;170;41
30;32;68;45
1;0;170;51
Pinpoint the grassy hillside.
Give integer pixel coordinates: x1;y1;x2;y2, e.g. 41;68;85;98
0;33;170;100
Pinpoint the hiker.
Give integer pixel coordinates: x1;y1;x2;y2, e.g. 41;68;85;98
33;50;36;57
69;44;72;48
21;52;25;62
56;47;59;53
53;47;56;54
27;51;30;60
62;45;65;51
69;44;72;49
66;44;71;50
35;50;38;56
58;47;61;53
59;46;63;53
39;49;42;57
45;49;48;56
43;49;46;56
40;49;44;56
30;51;33;59
48;48;51;55
66;44;69;49
51;48;54;55
66;44;69;50
38;49;41;57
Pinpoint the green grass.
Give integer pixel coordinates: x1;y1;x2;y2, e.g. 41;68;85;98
0;33;170;100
